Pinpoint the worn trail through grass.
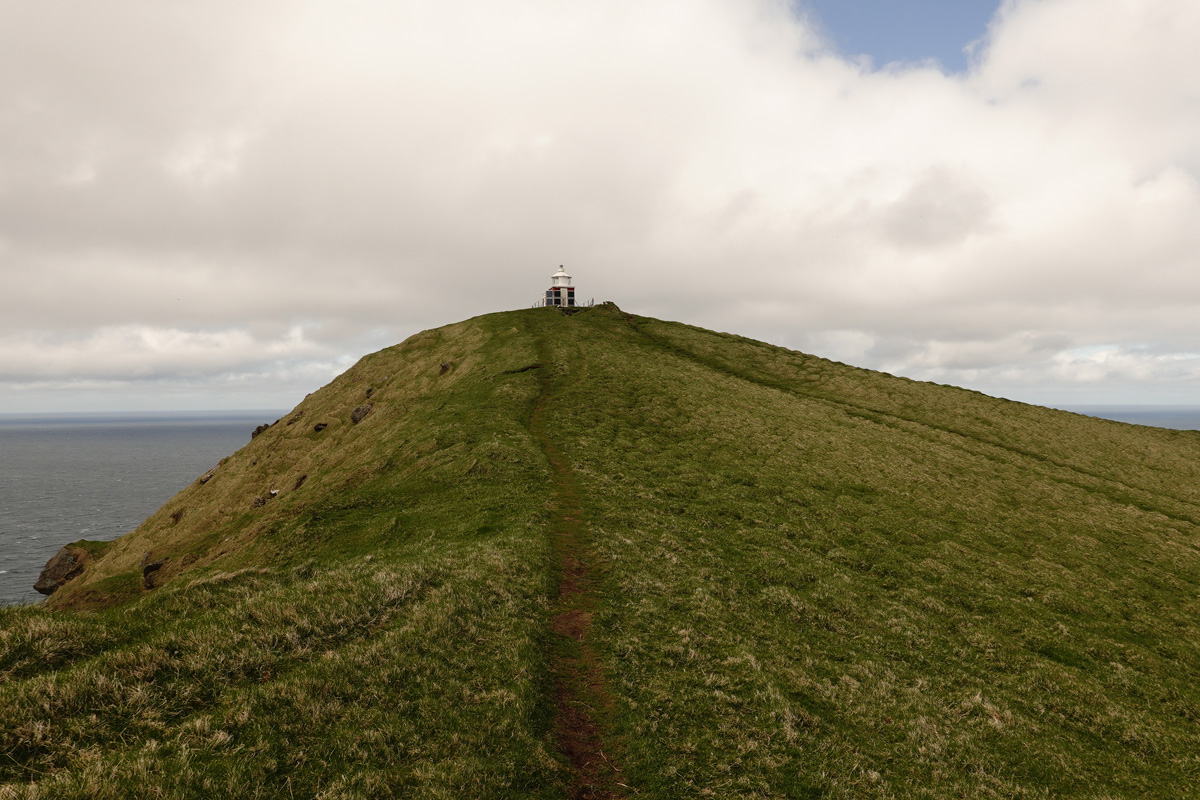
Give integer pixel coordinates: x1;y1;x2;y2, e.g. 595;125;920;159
530;328;625;800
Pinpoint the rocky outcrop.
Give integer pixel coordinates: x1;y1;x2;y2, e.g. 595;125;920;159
142;559;165;589
351;404;373;424
252;488;281;508
34;546;88;596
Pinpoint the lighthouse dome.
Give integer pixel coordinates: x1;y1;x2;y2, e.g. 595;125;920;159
550;266;572;287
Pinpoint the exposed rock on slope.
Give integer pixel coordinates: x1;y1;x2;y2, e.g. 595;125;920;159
33;546;87;595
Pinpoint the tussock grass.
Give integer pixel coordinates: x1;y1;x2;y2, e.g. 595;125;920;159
1;540;563;798
538;307;1200;797
4;305;1200;797
2;313;565;798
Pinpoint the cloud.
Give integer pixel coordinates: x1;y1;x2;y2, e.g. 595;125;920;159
1;0;1198;409
0;325;326;381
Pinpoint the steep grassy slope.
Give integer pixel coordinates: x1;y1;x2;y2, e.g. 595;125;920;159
1;315;569;798
3;304;1200;798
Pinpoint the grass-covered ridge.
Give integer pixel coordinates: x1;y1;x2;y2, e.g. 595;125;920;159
4;304;1200;798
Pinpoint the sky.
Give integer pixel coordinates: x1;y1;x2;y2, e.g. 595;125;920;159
802;0;999;72
2;0;1199;412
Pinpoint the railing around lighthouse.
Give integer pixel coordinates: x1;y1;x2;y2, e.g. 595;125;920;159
532;297;595;309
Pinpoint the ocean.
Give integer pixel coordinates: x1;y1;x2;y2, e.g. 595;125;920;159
1;406;1197;607
0;411;284;606
1056;405;1200;430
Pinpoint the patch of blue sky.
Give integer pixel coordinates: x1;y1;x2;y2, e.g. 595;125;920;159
795;0;1002;73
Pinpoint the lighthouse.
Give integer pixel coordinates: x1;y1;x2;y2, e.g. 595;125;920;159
542;265;576;308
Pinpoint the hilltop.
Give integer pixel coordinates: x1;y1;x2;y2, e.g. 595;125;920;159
4;303;1200;799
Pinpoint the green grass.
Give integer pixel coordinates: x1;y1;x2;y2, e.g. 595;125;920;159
65;540;115;560
542;309;1200;797
0;546;563;799
3;304;1200;797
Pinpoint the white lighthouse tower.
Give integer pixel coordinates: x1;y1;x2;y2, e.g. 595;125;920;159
540;265;576;308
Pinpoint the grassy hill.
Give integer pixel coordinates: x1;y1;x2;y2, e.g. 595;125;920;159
3;303;1200;799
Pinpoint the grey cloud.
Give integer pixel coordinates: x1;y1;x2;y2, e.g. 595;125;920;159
2;0;1200;410
873;167;995;249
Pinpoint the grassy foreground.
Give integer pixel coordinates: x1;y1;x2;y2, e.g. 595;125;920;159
3;304;1200;798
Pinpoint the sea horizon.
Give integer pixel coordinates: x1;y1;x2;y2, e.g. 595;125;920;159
1052;404;1200;430
0;409;288;424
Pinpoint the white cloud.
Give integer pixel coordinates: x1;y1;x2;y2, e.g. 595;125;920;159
0;325;325;381
162;130;257;188
1;0;1198;410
